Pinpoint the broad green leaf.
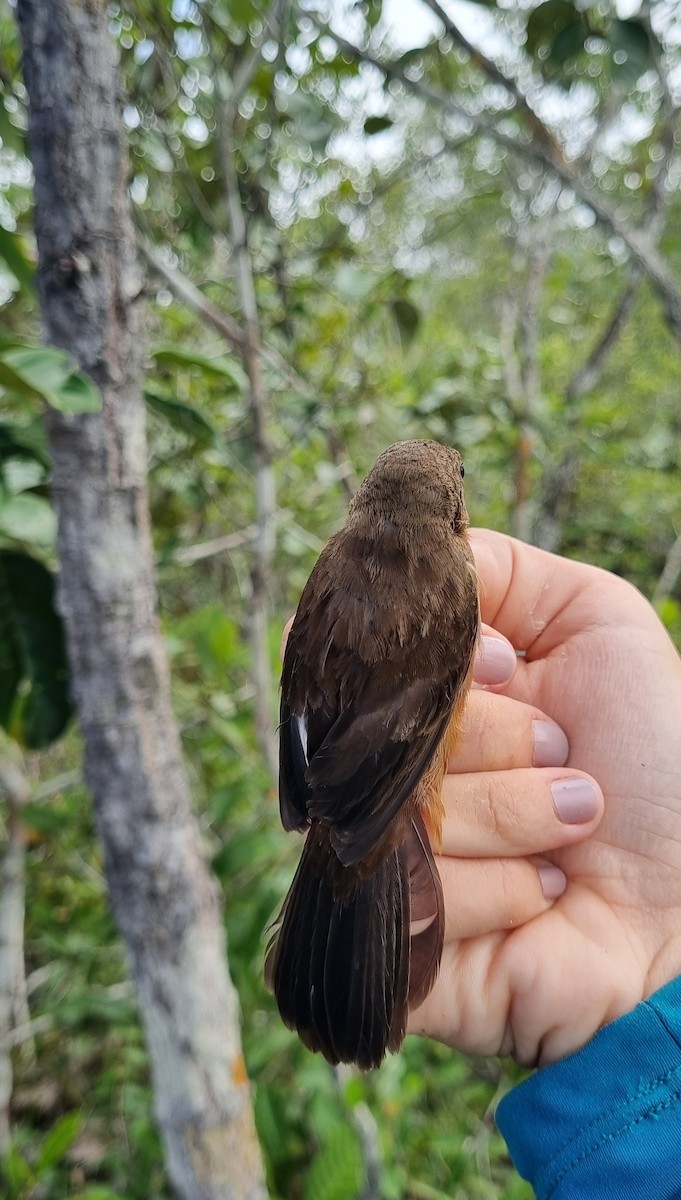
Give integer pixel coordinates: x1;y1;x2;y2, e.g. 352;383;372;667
0;550;73;749
3;458;44;494
0;493;56;546
50;367;102;414
0;225;34;293
35;1112;82;1173
548;18;588;67
150;345;247;389
610;18;652;82
0;420;50;470
525;0;581;57
145;389;217;445
0;344;101;413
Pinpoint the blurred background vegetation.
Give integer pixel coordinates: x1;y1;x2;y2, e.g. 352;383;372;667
1;0;680;1196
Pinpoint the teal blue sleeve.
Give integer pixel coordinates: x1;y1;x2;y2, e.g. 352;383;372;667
495;977;681;1199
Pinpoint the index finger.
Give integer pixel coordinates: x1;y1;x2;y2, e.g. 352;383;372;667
469;528;629;657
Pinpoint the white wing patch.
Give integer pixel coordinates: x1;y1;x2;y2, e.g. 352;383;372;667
296;713;309;765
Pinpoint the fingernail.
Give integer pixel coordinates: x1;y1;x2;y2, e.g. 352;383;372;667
474;636;517;685
532;720;569;767
537;863;567;900
550;778;600;825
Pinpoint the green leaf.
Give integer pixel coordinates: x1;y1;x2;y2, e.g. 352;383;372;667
1;1143;34;1190
0;344;101;413
302;1123;363;1200
0;420;50;471
150;346;247;389
0;493;56;546
145;389;217;445
391;298;421;344
21;802;66;836
525;0;582;57
0;550;73;749
548;18;588;67
0;225;34;294
610;18;652;82
78;1190;129;1200
0;562;22;730
35;1112;82;1173
50;368;102;414
364;115;393;136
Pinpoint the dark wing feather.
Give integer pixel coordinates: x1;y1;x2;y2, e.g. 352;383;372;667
406;812;444;1008
278;529;478;865
278;698;311;832
308;692;455;866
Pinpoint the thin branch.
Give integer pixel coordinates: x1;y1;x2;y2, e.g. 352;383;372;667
334;1064;382;1200
640;5;677;236
172;525;258;565
565;276;640;404
502;213;552;542
211;27;279;785
0;753;30;1152
31;768;82;803
535;21;677;550
227;0;289;117
421;0;555;151
138;238;245;352
499;292;523;415
8;1013;53;1047
316;21;681;345
140;235;317;399
652;529;681;606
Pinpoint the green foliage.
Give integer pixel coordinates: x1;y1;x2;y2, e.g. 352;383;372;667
0;226;34;294
0;343;101;414
301;1124;363;1200
0;551;72;748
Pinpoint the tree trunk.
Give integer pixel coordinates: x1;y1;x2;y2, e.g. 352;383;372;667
15;3;267;1197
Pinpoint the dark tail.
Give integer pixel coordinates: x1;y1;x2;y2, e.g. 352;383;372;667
265;813;443;1070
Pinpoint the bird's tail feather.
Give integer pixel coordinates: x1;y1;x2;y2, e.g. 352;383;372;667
265;812;443;1069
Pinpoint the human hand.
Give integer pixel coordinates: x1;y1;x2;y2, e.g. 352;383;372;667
411;529;681;1066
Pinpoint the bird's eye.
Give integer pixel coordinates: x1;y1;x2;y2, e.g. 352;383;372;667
460;464;465;478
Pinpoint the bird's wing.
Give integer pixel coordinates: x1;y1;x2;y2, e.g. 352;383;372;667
303;673;458;865
278;534;478;865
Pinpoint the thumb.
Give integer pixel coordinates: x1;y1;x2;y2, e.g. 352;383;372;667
468;529;622;654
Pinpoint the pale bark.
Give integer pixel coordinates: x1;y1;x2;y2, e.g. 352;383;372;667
212;27;281;786
652;530;681;607
15;3;266;1197
0;753;29;1153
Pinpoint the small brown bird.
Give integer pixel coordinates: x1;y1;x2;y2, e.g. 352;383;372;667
266;440;479;1068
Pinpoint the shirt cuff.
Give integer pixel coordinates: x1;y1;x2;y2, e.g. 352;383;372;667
496;977;681;1200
